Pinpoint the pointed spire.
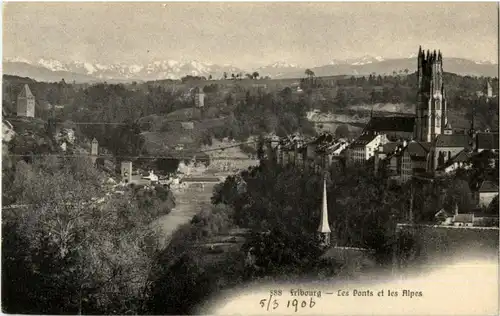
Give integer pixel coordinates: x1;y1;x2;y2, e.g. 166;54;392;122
454;202;459;216
318;176;331;233
18;84;34;98
92;137;98;143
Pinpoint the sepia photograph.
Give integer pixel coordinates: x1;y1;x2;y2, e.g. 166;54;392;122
2;2;499;315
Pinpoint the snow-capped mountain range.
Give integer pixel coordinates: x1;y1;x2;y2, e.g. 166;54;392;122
330;55;385;66
3;55;498;83
3;57;244;82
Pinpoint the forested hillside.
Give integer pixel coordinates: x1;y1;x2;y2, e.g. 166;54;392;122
3;72;498;163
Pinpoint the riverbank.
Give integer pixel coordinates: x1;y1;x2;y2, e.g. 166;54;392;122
152;183;219;249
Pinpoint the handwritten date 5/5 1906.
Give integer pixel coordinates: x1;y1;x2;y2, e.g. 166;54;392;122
260;290;318;312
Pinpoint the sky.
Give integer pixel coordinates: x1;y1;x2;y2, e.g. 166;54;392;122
3;2;499;68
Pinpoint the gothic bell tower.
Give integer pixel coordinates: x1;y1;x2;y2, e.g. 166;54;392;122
415;46;448;142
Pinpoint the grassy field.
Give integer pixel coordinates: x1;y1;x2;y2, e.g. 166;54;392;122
399;225;499;264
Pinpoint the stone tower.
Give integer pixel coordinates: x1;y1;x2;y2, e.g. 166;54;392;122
194;87;205;108
317;176;333;248
121;161;132;183
486;81;493;98
17;84;35;118
415;47;448;142
91;138;99;164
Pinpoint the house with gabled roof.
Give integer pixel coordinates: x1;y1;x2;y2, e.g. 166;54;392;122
375;140;432;184
346;132;389;166
305;132;336;171
276;133;309;168
453;213;474;227
436;149;473;174
432;133;473;171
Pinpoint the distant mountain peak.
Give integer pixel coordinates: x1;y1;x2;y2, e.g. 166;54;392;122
265;61;300;68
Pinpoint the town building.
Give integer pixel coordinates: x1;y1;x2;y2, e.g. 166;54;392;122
475;132;499;153
453;213;474;227
142;170;159;184
436;150;473;174
181;121;195;130
415;47;448;142
252;83;268;89
374;142;401;175
305;132;336;172
276;134;309;168
346;132;389;166
432;134;472;171
375;140;432;184
17;84;35;118
194;87;205;108
476;80;495;99
434;208;453;225
478;180;499;208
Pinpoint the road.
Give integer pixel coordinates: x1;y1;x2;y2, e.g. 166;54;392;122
152;183;219;249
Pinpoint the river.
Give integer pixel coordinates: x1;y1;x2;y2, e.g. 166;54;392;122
152;183;219;248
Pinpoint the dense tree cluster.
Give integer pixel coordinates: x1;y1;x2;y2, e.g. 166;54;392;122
211;163;413;265
2;150;175;314
206;92;316;142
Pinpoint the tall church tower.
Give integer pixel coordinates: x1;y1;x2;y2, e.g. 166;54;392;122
317;175;333;248
17;84;35;118
415;47;447;142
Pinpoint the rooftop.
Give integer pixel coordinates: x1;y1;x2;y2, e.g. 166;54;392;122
478;180;499;193
18;84;34;98
437;149;473;171
476;132;499;150
453;214;474;223
310;132;335;145
381;142;402;154
407;141;432;157
350;133;377;147
435;134;472;148
364;116;415;133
